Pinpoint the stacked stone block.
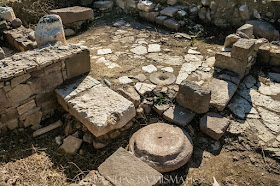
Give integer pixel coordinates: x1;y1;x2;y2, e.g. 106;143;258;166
0;42;90;132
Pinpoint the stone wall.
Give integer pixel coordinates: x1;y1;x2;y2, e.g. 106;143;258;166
0;42;90;133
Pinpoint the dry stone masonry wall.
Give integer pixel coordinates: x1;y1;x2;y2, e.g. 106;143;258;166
0;42;90;132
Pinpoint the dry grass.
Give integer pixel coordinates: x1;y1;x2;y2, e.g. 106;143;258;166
0;152;67;186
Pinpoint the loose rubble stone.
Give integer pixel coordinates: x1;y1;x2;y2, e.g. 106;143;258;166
142;64;157;73
161;67;174;73
0;7;16;22
58;135;82;155
118;86;141;107
35;14;66;47
129;123;193;173
163;105;195;127
200;112;230;140
239;5;250;21
163;19;180;30
268;72;280;83
247;20;280;42
139;11;159;22
137;0;155;12
24;111;42;127
134;82;156;96
11;18;22;28
94;1;114;11
130;45;147;55
237;24;254;39
224;34;240;48
98;147;162;186
148;44;161;53
149;71;176;85
155;15;168;25
64;28;75;36
257;107;280;133
134;74;146;82
160;7;179;17
176;61;202;84
188;49;201;55
56;76;136;137
167;0;178;6
208;78;238;111
176;80;211;114
118;76;133;84
50;6;94;25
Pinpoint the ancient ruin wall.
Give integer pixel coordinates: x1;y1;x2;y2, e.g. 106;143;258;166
0;43;90;132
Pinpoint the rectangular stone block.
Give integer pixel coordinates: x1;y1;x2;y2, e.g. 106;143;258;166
0;107;18;123
17;99;36;115
163;19;180;30
257;43;271;64
215;52;247;77
98;147;162;186
176;80;211;114
0;88;9;110
56;76;136;137
208;78;238;111
269;45;280;66
6;84;32;104
11;73;31;88
50;6;94;25
231;39;255;61
163;105;195;127
64;49;91;80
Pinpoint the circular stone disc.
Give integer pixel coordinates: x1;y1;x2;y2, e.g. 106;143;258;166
149;72;176;85
129;123;193;173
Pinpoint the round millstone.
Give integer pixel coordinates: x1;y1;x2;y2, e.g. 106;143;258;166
149;71;176;85
129;122;193;173
35;14;66;47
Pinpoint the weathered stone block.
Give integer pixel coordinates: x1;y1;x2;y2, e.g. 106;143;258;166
50;6;94;25
6;118;18;130
257;43;271;64
163;19;180;30
208;78;238;111
200;112;230;140
11;73;31;88
7;84;32;104
24;111;42;127
0;107;18;123
29;70;63;94
237;24;254;38
155;16;167;25
0;88;9;110
215;52;246;77
139;11;159;22
176;80;211;114
58;135;82;155
17;99;36;115
64;49;91;80
160;7;179;17
231;39;255;61
269;46;280;66
56;76;136;137
163;105;195;127
137;0;155;12
98;147;162;186
118;87;140;107
0;7;16;22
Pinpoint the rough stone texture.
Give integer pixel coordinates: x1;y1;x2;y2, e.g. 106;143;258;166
237;24;254;38
139;12;159;22
35;14;66;47
56;76;136;137
163;105;195;127
137;0;155;12
224;34;240;48
215;52;246;77
0;43;89;132
231;38;255;61
176;61;202;84
247;20;280;42
58;135;82;155
4;26;36;52
98;147;162;186
118;87;141;107
200;112;230;140
0;7;16;22
208;78;238;111
163;19;180;31
134;82;156;96
11;18;22;28
50;6;94;25
129;123;193;173
176;80;211;114
160;7;179;17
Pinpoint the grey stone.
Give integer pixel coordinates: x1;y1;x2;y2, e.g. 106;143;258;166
98;147;162;186
239;5;250;21
268;72;280;83
208;78;238;111
118;87;141;107
247;20;280;42
200;112;230;140
56;76;136;137
94;1;114;11
163;19;180;30
257;107;280;133
155;16;167;25
142;64;157;73
231;39;255;61
137;0;155;12
163;105;195;127
58;135;82;155
130;45;147;55
160;7;179;17
129;123;193;173
176;80;211;114
237;24;254;39
224;34;240;48
134;82;156;96
64;28;75;37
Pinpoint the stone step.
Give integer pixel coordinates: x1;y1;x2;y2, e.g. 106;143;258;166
55;75;136;137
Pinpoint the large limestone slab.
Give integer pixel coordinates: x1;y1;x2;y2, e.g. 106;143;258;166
98;147;162;186
50;6;94;25
56;76;136;137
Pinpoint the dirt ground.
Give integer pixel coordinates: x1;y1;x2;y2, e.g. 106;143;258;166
0;12;280;186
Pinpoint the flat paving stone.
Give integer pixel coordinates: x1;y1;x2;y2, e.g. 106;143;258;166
163;105;195;127
98;147;162;186
56;76;136;137
129;123;193;173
